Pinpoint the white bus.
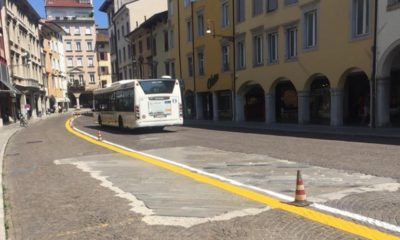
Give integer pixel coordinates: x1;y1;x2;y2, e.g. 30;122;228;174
93;78;183;129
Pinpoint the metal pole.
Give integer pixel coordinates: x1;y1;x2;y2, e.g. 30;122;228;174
191;1;197;119
370;0;378;128
232;0;236;122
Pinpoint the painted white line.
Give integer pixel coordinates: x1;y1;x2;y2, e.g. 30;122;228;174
71;119;400;233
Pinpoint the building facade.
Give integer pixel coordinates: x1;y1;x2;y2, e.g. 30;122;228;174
40;20;68;111
4;0;44;120
171;0;377;127
376;0;400;127
100;0;167;82
0;0;15;126
45;0;99;109
127;11;170;79
96;28;112;88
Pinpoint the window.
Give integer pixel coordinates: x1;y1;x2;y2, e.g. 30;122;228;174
90;73;95;83
171;62;176;78
64;26;70;34
187;56;193;77
117;29;120;40
221;1;229;27
77;57;83;66
252;0;263;16
236;0;245;22
122;26;125;37
126;21;130;33
165;62;170;75
85;26;91;35
253;34;263;65
66;41;72;51
268;32;278;63
67;57;73;67
88;57;94;67
152;38;157;56
139;41;143;53
388;0;400;7
197;12;204;36
267;0;278;12
352;0;370;37
184;0;191;7
79;74;84;84
187;20;192;41
304;10;317;48
164;31;169;51
123;47;126;61
76;41;81;51
74;26;80;35
285;0;298;5
169;30;174;49
146;37;150;50
168;0;173;16
221;45;229;71
237;40;245;69
198;51;204;75
87;41;93;51
69;74;74;82
132;43;136;56
100;52;107;60
118;49;122;62
286;26;297;59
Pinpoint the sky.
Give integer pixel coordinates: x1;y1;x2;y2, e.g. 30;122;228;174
28;0;108;28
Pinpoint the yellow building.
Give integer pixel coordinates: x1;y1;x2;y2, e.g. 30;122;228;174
171;0;376;127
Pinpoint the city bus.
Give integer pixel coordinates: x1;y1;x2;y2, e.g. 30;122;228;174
93;77;183;129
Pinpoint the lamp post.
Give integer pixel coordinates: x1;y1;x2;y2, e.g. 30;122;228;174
191;0;197;120
205;10;236;122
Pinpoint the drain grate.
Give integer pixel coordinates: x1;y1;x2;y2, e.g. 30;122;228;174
26;140;43;144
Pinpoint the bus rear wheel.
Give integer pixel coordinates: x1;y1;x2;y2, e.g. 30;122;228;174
118;116;124;129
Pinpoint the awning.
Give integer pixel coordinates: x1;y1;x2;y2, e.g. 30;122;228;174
56;97;71;103
0;78;21;95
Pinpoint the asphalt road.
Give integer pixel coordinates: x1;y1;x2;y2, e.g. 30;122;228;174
3;114;400;239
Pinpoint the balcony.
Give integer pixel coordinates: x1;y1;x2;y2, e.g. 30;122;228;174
68;80;85;92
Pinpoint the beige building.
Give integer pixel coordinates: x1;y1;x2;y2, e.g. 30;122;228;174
45;0;99;109
3;0;44;119
100;0;167;81
171;0;376;127
40;20;68;111
96;28;112;88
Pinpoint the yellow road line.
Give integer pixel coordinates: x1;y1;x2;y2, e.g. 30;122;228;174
65;118;400;240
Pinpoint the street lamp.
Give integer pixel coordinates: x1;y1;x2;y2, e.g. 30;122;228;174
205;17;236;122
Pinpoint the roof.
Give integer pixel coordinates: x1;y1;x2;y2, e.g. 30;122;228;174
99;0;113;12
141;11;168;29
45;0;93;8
40;19;66;35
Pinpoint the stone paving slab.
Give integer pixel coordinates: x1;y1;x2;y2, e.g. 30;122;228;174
55;153;268;228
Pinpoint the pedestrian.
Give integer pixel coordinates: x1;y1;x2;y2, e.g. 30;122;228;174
25;103;31;119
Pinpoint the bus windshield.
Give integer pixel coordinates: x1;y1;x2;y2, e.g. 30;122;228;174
139;80;176;94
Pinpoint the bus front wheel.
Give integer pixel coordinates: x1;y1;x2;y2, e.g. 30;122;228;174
118;116;124;129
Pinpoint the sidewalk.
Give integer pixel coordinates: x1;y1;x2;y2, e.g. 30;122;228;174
0;111;75;240
184;120;400;139
0;123;20;240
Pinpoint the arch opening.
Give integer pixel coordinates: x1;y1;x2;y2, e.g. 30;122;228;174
244;84;265;122
343;71;370;126
310;76;331;125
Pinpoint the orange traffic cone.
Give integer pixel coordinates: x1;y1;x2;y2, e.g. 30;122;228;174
289;170;311;207
97;131;102;141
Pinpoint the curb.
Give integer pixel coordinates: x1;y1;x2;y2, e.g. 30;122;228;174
0;126;20;240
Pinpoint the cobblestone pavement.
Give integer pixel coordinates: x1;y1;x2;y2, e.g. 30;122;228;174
3;115;400;239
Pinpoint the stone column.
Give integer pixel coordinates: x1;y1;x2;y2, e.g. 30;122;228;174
298;91;310;125
73;93;81;110
265;93;276;124
195;93;203;120
37;96;42;117
30;93;37;119
212;91;219;121
235;94;244;122
20;94;27;116
376;77;390;127
330;88;344;127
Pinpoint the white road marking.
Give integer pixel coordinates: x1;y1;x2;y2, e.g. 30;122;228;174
70;119;400;233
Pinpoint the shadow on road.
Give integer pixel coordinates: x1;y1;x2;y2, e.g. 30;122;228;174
85;124;176;135
184;123;400;146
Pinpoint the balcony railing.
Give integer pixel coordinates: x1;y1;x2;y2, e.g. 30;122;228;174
67;80;85;92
